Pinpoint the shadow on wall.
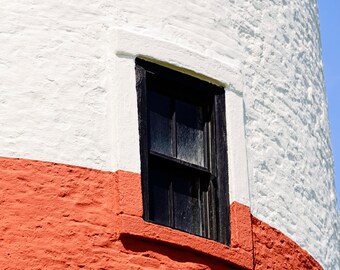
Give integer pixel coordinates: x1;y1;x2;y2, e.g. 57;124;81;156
120;236;242;270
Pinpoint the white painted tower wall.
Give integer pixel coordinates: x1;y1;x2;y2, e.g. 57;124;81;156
0;0;339;268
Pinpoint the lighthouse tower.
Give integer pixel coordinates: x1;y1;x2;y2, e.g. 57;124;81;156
0;0;339;269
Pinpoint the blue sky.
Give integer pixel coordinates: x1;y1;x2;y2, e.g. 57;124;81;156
317;1;340;211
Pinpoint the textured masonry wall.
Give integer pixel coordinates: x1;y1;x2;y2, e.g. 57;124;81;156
234;3;339;269
0;0;116;170
0;158;322;270
252;217;321;270
0;158;243;270
0;0;339;268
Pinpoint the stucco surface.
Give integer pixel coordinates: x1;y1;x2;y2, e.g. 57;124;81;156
0;158;322;270
0;0;339;268
0;0;116;170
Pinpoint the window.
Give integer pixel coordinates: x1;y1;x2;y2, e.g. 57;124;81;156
135;58;229;244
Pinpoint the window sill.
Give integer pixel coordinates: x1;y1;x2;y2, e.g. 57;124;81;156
115;170;253;270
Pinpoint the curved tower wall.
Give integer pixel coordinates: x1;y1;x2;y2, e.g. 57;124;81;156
0;0;339;268
235;2;339;268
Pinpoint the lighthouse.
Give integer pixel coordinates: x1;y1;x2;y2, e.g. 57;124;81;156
0;0;339;269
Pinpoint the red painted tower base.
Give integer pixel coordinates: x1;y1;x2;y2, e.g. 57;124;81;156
0;157;322;269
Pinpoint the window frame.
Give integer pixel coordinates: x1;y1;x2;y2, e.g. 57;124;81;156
135;58;230;245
